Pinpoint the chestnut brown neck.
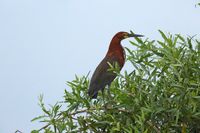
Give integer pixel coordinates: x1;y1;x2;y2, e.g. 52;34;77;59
107;37;123;53
106;37;125;67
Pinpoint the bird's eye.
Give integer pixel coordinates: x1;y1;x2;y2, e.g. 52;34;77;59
123;33;129;38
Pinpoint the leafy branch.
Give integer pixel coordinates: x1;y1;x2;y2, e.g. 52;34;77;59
31;31;200;133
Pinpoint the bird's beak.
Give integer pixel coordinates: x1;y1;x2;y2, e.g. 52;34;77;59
127;33;144;38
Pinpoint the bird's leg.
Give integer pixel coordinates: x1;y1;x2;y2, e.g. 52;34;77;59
107;84;112;99
101;89;105;98
103;84;113;110
101;89;106;106
102;89;109;110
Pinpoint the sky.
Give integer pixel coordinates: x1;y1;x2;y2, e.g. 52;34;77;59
0;0;199;132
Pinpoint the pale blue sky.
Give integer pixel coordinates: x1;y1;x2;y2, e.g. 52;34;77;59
0;0;199;132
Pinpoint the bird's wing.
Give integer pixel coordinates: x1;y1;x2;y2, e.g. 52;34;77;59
88;55;120;98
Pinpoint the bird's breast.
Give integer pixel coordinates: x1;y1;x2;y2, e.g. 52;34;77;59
107;50;125;68
107;43;126;68
117;50;125;68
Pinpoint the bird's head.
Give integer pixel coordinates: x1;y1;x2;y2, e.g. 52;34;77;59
114;31;143;41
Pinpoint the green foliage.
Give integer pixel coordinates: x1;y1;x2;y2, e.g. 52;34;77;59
195;2;200;7
31;31;200;133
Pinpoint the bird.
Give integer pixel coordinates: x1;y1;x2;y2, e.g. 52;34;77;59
88;31;143;99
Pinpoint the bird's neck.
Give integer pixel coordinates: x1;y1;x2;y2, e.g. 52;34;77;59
107;38;123;54
106;38;125;67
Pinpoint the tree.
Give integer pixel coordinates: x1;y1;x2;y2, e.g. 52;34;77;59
31;31;200;133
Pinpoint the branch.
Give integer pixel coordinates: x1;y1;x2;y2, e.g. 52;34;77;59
37;106;131;131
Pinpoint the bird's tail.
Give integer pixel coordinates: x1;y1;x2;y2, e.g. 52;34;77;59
88;89;98;99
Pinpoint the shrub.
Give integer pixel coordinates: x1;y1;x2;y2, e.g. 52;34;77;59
31;31;200;133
